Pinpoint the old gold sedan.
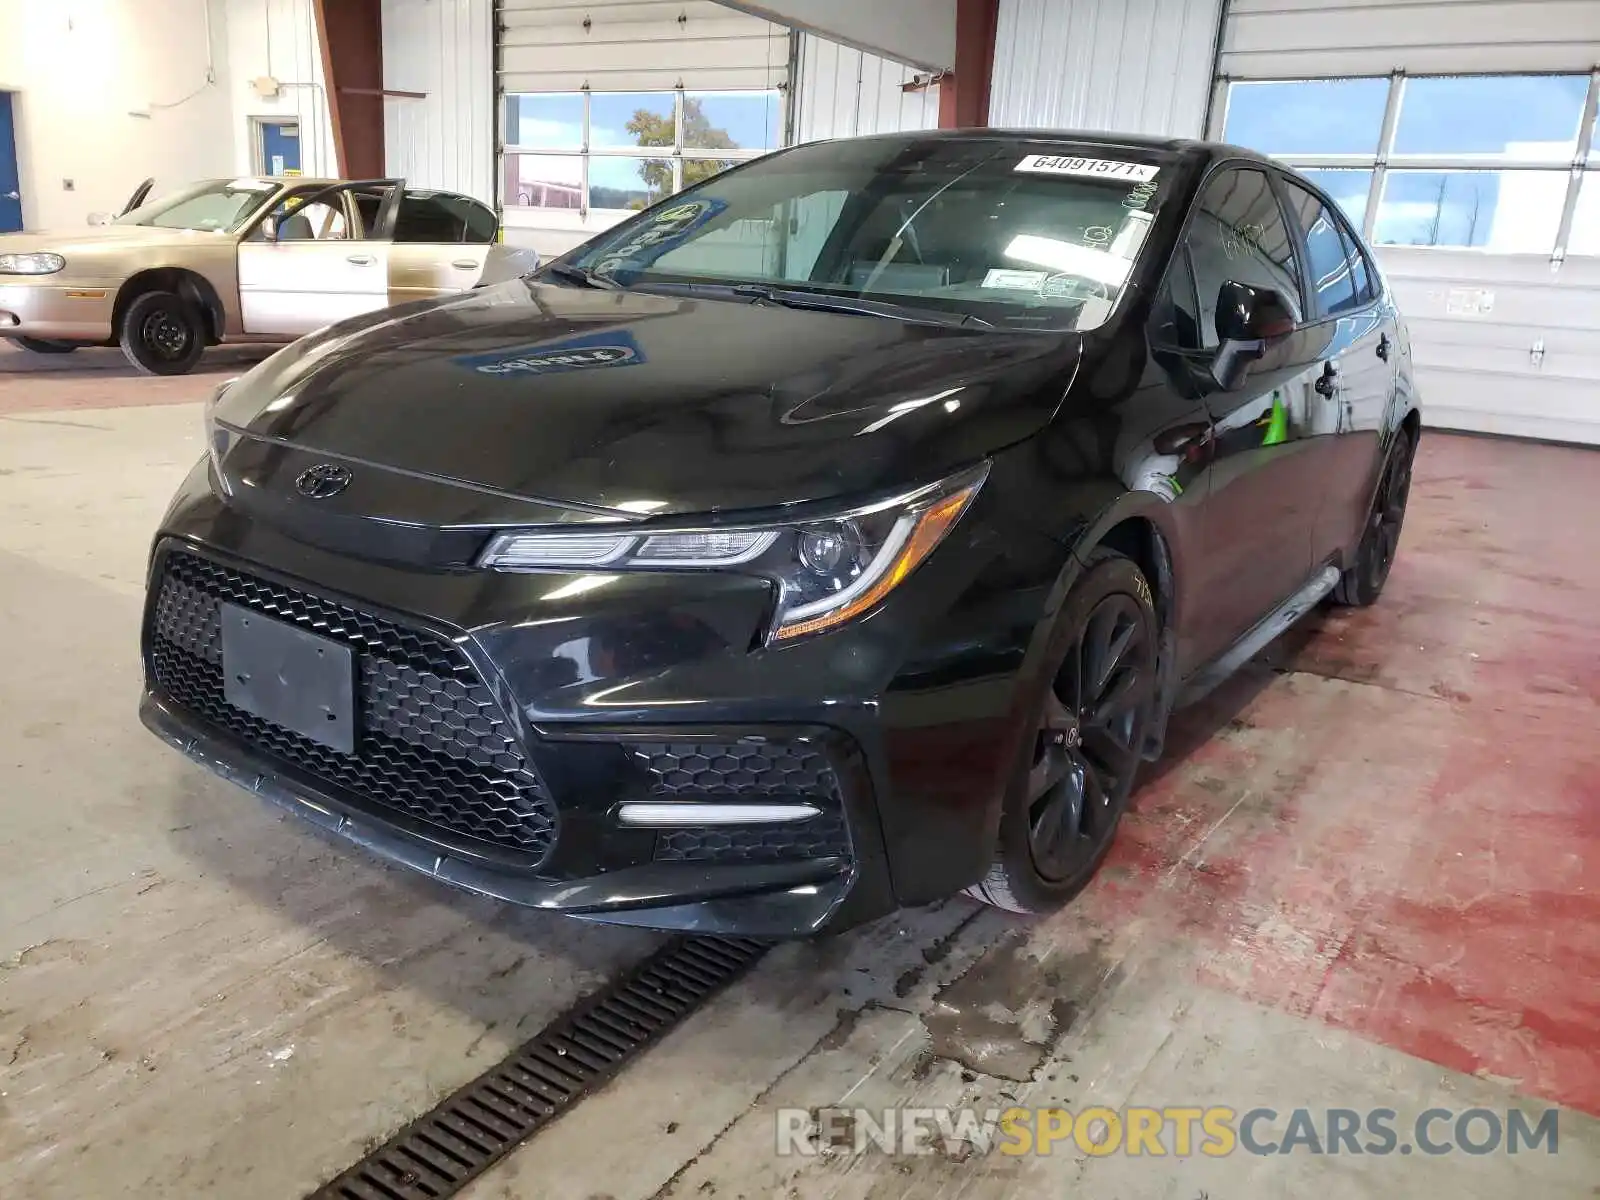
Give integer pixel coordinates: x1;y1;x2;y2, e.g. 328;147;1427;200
0;177;539;374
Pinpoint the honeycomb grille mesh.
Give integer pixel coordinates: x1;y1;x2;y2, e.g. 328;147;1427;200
148;550;558;862
631;740;851;864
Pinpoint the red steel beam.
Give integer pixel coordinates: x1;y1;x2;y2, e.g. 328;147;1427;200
939;0;1000;128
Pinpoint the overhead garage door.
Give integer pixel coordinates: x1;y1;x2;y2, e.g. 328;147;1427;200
496;0;790;258
1214;0;1600;445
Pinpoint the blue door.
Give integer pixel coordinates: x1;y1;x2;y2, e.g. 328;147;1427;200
259;121;301;177
0;92;21;233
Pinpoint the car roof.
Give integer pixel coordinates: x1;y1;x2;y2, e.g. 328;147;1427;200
210;177;487;201
819;128;1275;170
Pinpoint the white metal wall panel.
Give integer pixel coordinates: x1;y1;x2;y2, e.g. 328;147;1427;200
1221;0;1600;78
499;0;789;92
1217;0;1600;444
225;0;338;177
382;0;494;204
792;34;940;141
716;0;957;70
989;0;1224;137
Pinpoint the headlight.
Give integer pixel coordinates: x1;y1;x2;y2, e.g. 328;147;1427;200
0;252;65;275
478;463;989;642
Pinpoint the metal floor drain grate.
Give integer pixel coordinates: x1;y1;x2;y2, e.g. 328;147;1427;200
307;935;769;1200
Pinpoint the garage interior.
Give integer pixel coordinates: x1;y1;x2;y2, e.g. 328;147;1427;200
2;0;1598;1197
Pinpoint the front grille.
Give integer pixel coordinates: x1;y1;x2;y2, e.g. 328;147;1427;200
147;549;558;863
630;740;852;864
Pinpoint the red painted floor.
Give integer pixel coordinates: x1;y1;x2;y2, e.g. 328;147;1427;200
0;342;270;415
1081;431;1600;1116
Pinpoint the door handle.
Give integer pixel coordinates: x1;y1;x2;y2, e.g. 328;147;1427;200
451;258;479;270
1376;333;1392;362
1314;362;1338;398
346;254;375;266
3;191;17;200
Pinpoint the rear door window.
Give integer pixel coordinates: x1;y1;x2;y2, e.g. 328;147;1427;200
1280;178;1360;317
394;192;470;243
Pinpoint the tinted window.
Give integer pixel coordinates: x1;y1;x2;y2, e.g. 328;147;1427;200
394;193;468;243
1338;224;1375;306
1183;168;1303;348
451;197;498;244
1281;180;1358;317
1152;244;1203;350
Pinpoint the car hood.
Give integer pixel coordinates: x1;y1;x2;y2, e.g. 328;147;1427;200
0;225;230;254
213;279;1082;518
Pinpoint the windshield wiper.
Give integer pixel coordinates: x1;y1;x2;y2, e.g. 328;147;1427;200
726;283;992;329
543;262;622;290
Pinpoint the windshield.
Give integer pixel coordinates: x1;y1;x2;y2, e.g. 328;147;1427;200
567;138;1173;331
116;179;280;233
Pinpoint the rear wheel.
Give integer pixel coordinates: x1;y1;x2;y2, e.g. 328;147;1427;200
1333;428;1413;607
119;290;206;376
15;337;79;354
968;548;1159;914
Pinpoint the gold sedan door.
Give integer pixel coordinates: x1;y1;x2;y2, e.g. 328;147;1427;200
236;182;396;336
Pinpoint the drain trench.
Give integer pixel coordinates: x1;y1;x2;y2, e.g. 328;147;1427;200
307;936;769;1200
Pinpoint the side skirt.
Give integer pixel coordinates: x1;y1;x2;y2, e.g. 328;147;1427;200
1174;564;1342;708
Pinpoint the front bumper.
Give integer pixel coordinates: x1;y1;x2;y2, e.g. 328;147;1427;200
0;282;114;341
139;456;1056;936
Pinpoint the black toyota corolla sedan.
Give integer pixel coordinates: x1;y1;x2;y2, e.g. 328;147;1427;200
140;130;1419;936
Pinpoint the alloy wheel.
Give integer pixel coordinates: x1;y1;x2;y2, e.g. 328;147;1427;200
1364;442;1412;592
1025;593;1153;882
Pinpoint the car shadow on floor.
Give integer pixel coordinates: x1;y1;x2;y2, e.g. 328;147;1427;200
0;342;274;377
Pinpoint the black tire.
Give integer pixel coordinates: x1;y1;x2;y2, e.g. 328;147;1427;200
118;290;205;376
1332;428;1414;608
968;547;1161;914
15;337;79;354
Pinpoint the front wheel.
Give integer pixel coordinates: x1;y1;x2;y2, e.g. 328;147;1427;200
968;548;1160;914
118;290;206;376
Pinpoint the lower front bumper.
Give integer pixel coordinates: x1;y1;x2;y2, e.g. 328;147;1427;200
0;283;114;341
142;690;858;936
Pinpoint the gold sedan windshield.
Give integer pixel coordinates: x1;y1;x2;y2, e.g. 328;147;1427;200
117;180;280;233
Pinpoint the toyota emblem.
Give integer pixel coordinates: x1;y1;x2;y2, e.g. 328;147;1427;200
295;462;353;499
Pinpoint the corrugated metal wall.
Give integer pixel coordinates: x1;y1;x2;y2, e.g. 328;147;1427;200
382;0;495;204
792;34;940;141
1220;0;1600;78
989;0;1223;136
1217;0;1600;444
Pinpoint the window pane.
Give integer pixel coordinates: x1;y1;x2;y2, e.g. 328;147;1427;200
589;155;670;210
591;93;675;151
1297;169;1373;230
505;94;584;150
1223;78;1390;156
1339;226;1375;304
1393;75;1589;159
1185;168;1303;347
1152;245;1203;350
504;154;583;210
394;193;468;243
1282;181;1359;316
1373;170;1564;252
684;91;781;151
1565;173;1600;255
683;159;741;190
448;197;499;244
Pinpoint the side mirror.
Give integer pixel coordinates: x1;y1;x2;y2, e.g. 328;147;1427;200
1210;280;1296;390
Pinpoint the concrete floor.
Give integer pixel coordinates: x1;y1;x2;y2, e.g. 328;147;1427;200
2;341;1597;1199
